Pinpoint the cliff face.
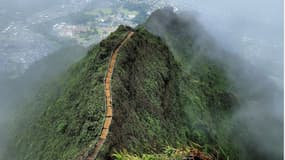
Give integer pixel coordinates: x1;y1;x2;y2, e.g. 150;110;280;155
5;10;239;160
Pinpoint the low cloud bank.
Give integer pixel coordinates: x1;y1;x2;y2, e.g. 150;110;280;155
170;0;283;158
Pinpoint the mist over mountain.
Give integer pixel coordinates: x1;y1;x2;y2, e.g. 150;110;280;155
0;1;283;160
169;1;283;158
0;0;161;157
147;7;283;159
2;22;239;160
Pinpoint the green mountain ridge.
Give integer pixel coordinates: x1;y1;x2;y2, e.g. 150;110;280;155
4;9;243;160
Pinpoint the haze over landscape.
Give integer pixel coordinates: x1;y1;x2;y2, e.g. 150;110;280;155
173;0;283;157
0;0;283;159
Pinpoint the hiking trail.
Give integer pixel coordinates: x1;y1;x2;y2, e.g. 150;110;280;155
82;31;134;160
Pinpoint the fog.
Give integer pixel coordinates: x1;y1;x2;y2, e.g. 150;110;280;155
0;0;66;28
0;0;67;13
0;0;283;159
171;0;283;158
172;0;283;79
0;0;89;156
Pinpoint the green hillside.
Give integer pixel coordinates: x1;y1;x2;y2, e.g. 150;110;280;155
5;9;241;160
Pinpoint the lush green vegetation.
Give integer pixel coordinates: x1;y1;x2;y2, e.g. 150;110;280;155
0;44;86;110
100;27;190;158
113;146;212;160
97;25;236;159
3;26;132;160
5;9;241;160
143;8;245;160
